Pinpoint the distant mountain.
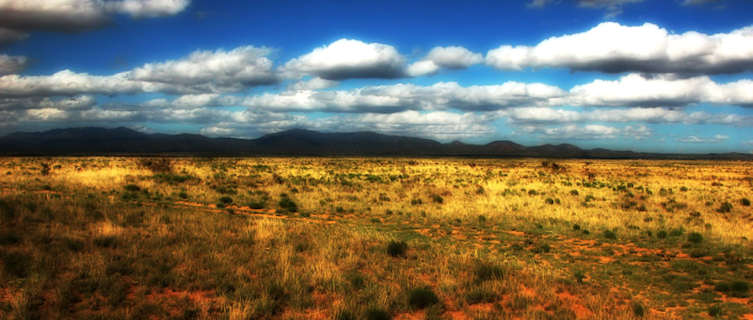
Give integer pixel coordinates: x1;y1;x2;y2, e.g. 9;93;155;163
0;127;751;160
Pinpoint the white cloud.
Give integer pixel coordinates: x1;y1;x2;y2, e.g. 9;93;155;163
0;55;27;76
0;70;166;97
242;81;566;112
105;0;190;18
0;0;189;46
0;95;95;111
201;110;497;141
128;46;277;93
521;123;646;140
486;22;753;75
569;73;753;107
282;39;406;80
501;106;753;126
407;46;483;76
0;0;189;32
288;77;339;91
677;134;729;143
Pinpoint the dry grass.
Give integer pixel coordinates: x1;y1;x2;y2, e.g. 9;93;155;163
0;157;752;319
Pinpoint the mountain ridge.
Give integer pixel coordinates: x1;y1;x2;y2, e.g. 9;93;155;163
0;127;751;160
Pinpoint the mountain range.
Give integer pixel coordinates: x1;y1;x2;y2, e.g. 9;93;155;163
0;127;750;159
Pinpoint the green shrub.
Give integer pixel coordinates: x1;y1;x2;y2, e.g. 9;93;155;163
717;202;732;213
124;184;140;192
473;262;504;282
715;281;749;297
687;232;703;244
219;196;233;205
387;240;408;257
708;305;722;317
657;230;668;239
466;288;498;304
572;224;581;231
278;194;298;213
741;198;751;206
408;287;439;309
430;194;443;204
1;251;32;278
365;308;391;320
603;230;617;240
632;302;645;317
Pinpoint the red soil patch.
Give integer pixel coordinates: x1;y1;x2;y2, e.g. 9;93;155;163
556;291;593;319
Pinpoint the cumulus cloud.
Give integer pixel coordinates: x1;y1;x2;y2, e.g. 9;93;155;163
677;134;729;143
0;46;280;98
201;110;496;141
282;39;406;80
0;0;190;32
242;81;566;113
520;123;650;140
486;22;753;75
128;46;278;93
407;46;483;76
288;77;339;91
0;70;166;97
0;55;27;75
0;95;95;111
569;73;753;107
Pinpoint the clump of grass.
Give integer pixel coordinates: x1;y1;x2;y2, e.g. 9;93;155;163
473;262;504;283
466;287;499;304
407;287;439;309
715;281;750;297
138;157;172;173
365;307;391;320
717;201;732;213
277;193;298;213
1;251;32;278
632;302;645;317
687;232;703;244
335;310;356;320
387;240;408;257
708;304;723;317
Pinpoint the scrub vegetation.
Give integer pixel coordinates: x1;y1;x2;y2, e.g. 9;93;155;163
1;157;752;319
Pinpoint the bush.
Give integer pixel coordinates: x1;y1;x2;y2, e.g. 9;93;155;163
657;230;668;239
570;189;579;196
603;230;617;240
717;202;733;213
1;251;32;278
124;184;140;192
742;198;751;206
219;196;233;205
466;288;499;304
687;232;703;244
387;240;408;257
278;194;298;213
473;262;504;282
365;308;391;320
632;302;645;317
138;158;172;173
708;305;723;317
430;194;443;204
408;287;439;309
572;224;581;231
715;281;750;297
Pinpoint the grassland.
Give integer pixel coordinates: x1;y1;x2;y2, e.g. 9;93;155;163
1;157;752;319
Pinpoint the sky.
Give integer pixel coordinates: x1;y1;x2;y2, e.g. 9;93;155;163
1;0;753;153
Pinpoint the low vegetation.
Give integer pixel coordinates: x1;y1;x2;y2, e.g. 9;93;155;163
1;157;752;319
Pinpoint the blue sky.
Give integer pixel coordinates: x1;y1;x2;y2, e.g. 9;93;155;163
1;0;753;153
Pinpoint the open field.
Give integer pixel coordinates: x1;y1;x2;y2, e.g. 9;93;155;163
1;157;753;319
